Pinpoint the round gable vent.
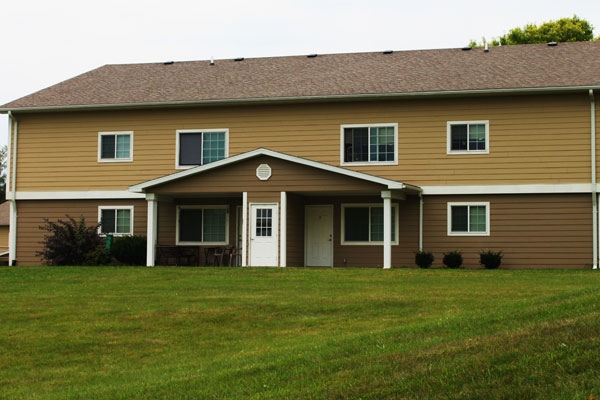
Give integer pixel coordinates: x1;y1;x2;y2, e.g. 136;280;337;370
256;164;272;181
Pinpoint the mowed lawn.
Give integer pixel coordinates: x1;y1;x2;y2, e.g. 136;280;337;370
1;267;600;399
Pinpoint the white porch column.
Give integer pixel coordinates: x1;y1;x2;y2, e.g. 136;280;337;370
381;190;392;269
280;191;287;267
146;194;158;267
242;192;248;267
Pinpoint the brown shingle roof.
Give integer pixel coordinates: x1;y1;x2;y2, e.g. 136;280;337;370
2;42;600;111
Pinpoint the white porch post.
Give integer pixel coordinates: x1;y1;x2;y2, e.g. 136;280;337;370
146;194;158;267
381;190;392;269
280;191;287;267
242;192;248;267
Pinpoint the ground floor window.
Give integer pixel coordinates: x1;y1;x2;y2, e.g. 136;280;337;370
342;204;398;244
99;206;133;236
177;206;228;244
447;202;490;236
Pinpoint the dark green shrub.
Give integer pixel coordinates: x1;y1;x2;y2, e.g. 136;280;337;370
110;235;147;266
443;250;463;269
86;248;113;266
37;215;103;266
480;250;503;269
415;251;434;268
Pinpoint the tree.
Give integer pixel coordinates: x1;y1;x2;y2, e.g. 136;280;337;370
470;15;598;47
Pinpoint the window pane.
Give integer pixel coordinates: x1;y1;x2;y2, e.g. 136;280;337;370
369;206;397;242
101;135;115;159
203;208;226;242
202;132;226;164
179;133;203;166
469;206;487;232
115;209;131;234
451;206;468;232
179;209;203;241
256;208;273;237
344;128;368;162
116;135;131;159
450;125;468;151
468;124;486;151
370;207;383;241
101;209;116;234
344;207;369;241
370;126;395;162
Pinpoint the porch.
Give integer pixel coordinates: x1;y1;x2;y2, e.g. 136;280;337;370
129;149;422;268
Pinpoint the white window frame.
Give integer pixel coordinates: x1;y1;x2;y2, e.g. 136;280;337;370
447;202;490;236
341;203;399;245
176;129;229;169
98;206;134;236
446;121;489;155
340;123;398;166
176;205;229;245
98;131;134;162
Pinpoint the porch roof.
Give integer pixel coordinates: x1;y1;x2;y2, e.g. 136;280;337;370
128;148;421;194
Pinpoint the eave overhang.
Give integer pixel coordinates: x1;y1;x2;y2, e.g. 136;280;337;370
2;85;599;114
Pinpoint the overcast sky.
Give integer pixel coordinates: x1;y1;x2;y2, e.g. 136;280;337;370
1;0;599;146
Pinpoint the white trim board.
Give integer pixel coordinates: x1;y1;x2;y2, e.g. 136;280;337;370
12;191;146;200
422;183;594;195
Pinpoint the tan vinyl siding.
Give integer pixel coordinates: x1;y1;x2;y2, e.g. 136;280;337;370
422;194;592;269
15;199;147;265
12;92;593;192
286;194;305;267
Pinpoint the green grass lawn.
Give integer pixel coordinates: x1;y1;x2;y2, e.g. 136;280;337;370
1;267;599;399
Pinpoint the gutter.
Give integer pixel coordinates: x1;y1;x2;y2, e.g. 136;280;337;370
591;90;598;269
2;85;600;114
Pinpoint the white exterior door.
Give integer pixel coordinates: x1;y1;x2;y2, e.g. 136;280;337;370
249;204;279;267
305;205;333;267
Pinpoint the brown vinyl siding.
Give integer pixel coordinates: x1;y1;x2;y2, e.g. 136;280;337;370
302;196;420;268
422;194;592;269
151;156;387;195
12;92;593;192
15;199;147;266
286;194;305;267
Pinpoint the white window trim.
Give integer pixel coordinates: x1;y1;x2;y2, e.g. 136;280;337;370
446;121;489;155
98;205;134;236
341;203;399;245
340;123;398;166
176;129;229;169
447;201;490;236
176;205;229;245
98;131;134;162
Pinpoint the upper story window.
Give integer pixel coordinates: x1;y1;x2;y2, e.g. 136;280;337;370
342;204;398;245
341;123;398;165
447;121;489;154
98;132;133;162
447;202;490;236
177;129;228;169
99;206;133;236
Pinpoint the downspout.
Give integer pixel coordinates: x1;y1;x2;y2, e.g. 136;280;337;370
591;89;598;269
419;192;424;252
7;111;18;266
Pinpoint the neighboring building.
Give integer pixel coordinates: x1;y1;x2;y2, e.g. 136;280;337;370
1;42;599;268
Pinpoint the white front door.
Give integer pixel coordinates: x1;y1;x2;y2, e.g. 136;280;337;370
249;204;279;267
305;205;333;267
